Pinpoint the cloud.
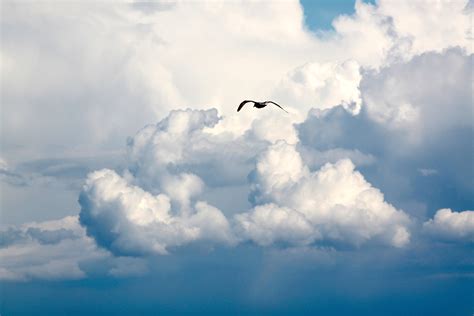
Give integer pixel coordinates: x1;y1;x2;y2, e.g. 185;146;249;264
235;203;319;246
242;141;411;247
2;0;470;164
0;157;28;187
79;168;234;256
2;1;470;229
0;216;105;281
126;108;267;188
361;47;472;137
423;209;474;242
298;146;376;170
296;48;473;218
1;0;472;287
78;108;285;256
376;0;472;57
0;216;153;281
75;104;416;255
274;60;362;114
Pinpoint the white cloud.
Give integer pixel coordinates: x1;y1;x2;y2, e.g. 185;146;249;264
235;203;319;246
330;0;471;67
376;0;472;57
79;168;235;256
2;0;470;163
423;209;474;242
241;141;411;247
126;108;268;189
161;173;204;214
274;60;362;115
77;106;414;254
250;140;308;201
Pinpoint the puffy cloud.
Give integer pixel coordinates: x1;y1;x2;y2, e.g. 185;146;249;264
235;203;318;246
423;209;474;242
274;60;362;114
241;141;411;247
250;140;308;203
329;0;471;67
376;0;472;57
127;108;221;170
78;108;275;256
247;111;303;145
125;107;306;191
12;46;470;256
161;173;204;213
77;106;415;254
296;48;473;218
361;48;472;137
79;169;234;256
126;108;267;189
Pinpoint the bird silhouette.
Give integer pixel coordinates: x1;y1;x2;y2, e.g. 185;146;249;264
237;100;288;113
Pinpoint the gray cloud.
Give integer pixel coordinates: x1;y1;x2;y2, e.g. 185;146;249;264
0;216;151;281
296;48;473;220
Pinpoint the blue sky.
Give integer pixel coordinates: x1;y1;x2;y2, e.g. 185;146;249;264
0;1;473;315
301;0;368;30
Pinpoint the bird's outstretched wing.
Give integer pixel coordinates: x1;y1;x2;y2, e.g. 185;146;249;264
237;100;255;112
264;101;288;113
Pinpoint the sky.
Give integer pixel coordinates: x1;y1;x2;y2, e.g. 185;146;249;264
0;0;473;315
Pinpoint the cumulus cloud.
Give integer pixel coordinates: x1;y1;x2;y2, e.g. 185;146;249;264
79;169;234;256
126;108;268;188
296;48;473;218
361;47;472;137
375;0;472;57
274;60;362;114
79;108;276;256
77;109;258;256
423;209;474;242
241;141;411;247
75;105;416;256
235;203;318;246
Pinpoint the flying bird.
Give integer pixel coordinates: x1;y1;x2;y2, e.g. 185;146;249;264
237;100;288;113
